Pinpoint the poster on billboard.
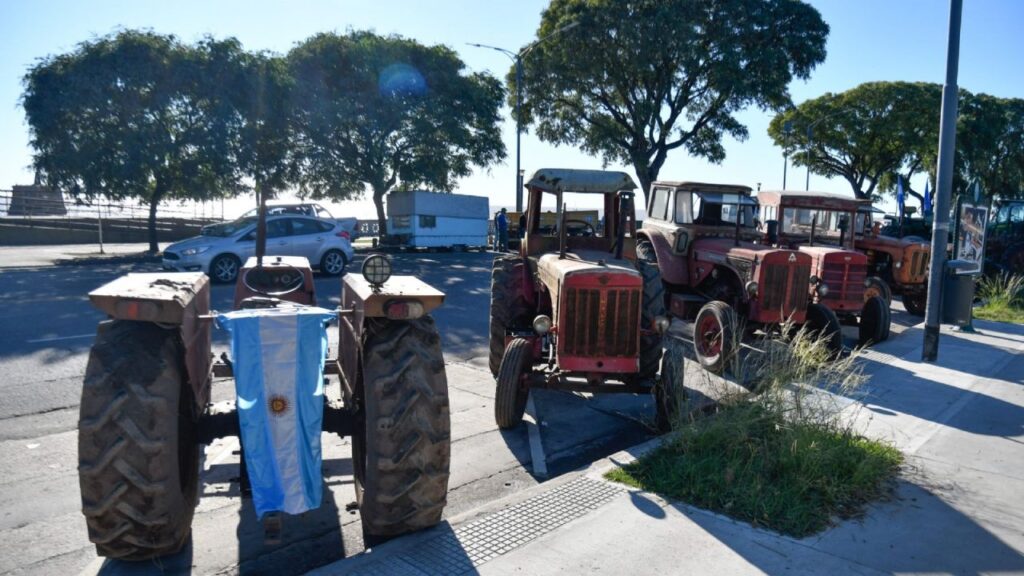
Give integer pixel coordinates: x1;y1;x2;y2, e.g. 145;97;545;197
956;203;989;275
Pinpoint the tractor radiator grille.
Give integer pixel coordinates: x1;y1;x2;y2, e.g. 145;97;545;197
911;250;929;279
761;264;810;316
563;287;640;357
822;263;867;302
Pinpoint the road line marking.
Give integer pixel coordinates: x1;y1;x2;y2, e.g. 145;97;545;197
27;333;94;343
525;392;548;478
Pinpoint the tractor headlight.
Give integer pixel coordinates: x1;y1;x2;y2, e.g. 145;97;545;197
745;281;759;297
655;315;671;334
816;283;830;297
864;278;873;288
533;315;552;335
362;253;392;286
894;261;903;269
809;275;820;285
181;246;210;256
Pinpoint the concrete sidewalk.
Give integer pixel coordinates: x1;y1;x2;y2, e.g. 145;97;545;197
0;242;166;269
318;320;1024;575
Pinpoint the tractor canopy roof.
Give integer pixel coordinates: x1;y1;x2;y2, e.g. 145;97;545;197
758;189;867;209
653;181;752;196
525;169;637;194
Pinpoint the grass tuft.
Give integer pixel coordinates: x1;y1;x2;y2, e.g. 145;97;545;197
974;273;1024;324
608;324;903;537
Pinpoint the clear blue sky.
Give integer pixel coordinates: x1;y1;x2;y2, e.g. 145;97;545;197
1;0;1021;218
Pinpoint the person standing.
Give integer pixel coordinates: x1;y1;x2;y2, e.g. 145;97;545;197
496;208;509;252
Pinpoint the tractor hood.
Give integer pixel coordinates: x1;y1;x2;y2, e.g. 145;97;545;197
798;245;868;271
536;251;640;289
692;237;784;262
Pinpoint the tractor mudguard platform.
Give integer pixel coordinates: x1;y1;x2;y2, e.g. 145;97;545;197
216;305;335;517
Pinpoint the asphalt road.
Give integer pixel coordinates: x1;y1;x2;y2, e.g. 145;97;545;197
0;250;659;575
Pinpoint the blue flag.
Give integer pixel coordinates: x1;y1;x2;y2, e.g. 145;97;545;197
217;306;335;518
923;179;932;217
896;176;905;219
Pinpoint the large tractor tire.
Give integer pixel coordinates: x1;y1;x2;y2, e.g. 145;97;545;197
78;320;200;560
636;239;657;264
495;337;532;429
654;336;687;433
903;292;927;317
489;255;532;378
355;317;450;540
693;301;737;374
858;296;891;346
806;302;844;357
637;257;667;380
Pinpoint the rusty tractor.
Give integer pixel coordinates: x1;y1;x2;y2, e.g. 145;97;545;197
638;181;835;371
854;205;931;316
757;190;891;347
488;169;682;432
77;205;450;560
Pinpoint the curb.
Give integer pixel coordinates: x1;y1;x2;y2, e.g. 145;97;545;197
312;434;669;576
54;253;161;266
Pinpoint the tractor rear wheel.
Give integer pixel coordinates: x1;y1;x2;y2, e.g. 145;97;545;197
355;316;450;540
806;302;844;357
693;301;737;374
495;337;532;429
637;258;666;380
864;276;892;306
78;320;200;560
489;256;532;378
858;296;891;346
903;292;927;316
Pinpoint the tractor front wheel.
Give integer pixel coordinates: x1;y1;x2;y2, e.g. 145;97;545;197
78;320;200;560
355;317;450;541
693;301;737;374
806;302;844;357
654;336;687;432
495;338;532;429
858;296;891;346
903;292;927;316
637;257;666;380
864;276;892;306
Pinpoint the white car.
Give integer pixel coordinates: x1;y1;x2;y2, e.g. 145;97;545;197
163;214;355;283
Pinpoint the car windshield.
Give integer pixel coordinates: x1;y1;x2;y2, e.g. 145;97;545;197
781;207;852;240
202;217;256;237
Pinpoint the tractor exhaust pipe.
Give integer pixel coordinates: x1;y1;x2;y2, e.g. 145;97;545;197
559;202;568;260
615;190;633;260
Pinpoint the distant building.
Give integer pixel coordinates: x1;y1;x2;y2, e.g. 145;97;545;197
8;184;67;216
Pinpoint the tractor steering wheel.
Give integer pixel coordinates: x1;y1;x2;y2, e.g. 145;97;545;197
564;219;596;237
242;264;305;298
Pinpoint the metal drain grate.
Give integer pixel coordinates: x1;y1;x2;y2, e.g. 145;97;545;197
348;477;625;575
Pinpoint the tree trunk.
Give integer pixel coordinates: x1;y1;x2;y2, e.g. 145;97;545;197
147;185;164;254
372;186;388;238
632;160;654;214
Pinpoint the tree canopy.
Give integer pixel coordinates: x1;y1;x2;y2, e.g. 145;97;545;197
288;31;506;235
770;82;1024;205
22;30;245;252
512;0;829;201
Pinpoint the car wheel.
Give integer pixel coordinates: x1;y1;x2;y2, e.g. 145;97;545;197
320;249;347;276
209;254;240;284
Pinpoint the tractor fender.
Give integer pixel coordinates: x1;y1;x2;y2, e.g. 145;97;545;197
639;228;689;285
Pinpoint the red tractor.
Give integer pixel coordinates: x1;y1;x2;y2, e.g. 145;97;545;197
638;182;832;372
489;169;681;431
757;190;891;348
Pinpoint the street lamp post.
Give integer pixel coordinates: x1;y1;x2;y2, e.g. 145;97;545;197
782;121;793;189
469;21;579;213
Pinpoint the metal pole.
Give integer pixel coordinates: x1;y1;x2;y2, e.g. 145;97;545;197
922;0;963;362
782;152;788;190
805;128;812;191
515;58;524;213
97;202;105;254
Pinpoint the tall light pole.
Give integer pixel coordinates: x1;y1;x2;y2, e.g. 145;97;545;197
469;21;579;213
923;0;964;362
782;121;793;189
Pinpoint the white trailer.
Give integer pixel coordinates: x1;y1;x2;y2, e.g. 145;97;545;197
386;190;489;249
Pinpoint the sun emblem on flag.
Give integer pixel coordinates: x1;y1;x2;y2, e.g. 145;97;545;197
268;395;290;417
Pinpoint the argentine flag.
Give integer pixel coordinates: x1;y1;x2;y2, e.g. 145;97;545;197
217;306;335;518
